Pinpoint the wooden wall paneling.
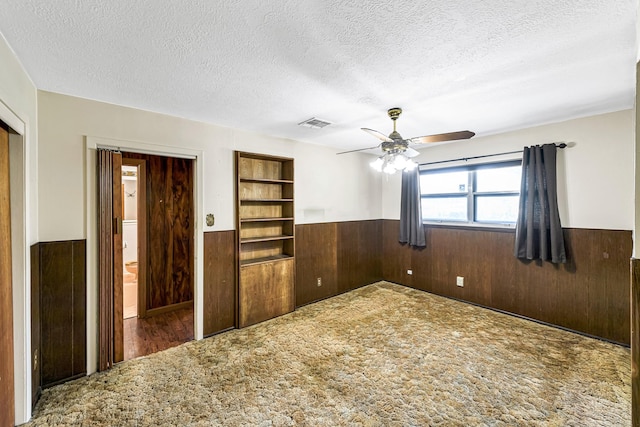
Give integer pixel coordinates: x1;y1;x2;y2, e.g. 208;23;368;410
146;154;166;309
295;223;338;307
543;230;589;334
382;220;413;287
40;240;86;387
72;241;87;376
359;220;383;287
489;231;526;315
632;258;639;427
410;228;432;293
382;220;631;345
423;227;452;297
583;229;632;344
30;243;41;407
0;123;14;427
171;156;195;303
203;231;236;336
336;221;359;293
337;221;361;293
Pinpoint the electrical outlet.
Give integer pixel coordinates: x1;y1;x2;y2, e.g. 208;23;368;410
317;277;322;287
456;276;464;287
407;269;413;275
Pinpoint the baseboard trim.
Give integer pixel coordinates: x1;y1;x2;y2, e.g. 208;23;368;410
144;300;193;318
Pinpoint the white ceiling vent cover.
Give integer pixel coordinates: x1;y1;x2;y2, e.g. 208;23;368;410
298;117;332;129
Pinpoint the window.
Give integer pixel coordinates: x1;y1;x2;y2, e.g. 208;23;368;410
419;160;522;225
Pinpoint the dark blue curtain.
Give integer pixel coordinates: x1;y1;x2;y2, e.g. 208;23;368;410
514;144;566;263
399;168;426;247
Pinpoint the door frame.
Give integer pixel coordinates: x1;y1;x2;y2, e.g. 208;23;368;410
85;136;204;375
0;100;30;423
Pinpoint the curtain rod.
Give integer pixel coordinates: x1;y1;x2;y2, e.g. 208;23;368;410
419;143;568;167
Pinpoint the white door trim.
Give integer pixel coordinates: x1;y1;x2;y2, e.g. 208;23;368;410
0;98;30;424
85;136;205;375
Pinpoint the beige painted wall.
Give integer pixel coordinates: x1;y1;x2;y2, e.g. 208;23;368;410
38;90;384;377
382;109;635;231
37;90;382;242
0;32;38;425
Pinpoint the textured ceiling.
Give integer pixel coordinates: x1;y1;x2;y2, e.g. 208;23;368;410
0;1;636;151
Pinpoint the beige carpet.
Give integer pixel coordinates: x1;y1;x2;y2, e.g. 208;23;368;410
24;282;630;426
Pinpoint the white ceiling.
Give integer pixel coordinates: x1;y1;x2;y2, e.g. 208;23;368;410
0;1;636;152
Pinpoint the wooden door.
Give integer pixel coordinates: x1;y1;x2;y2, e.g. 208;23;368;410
0;124;15;426
97;149;123;370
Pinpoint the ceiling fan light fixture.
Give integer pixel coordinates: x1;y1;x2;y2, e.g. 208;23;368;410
349;107;475;174
370;151;417;174
370;156;384;172
404;158;417;171
383;161;397;175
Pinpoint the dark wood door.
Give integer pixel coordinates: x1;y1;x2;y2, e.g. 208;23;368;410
0;124;15;426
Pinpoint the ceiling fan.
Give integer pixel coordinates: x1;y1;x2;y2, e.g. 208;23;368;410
339;108;475;174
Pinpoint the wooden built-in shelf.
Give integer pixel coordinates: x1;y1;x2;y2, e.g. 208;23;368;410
235;151;296;328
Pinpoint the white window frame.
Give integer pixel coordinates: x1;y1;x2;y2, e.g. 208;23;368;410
419;160;522;229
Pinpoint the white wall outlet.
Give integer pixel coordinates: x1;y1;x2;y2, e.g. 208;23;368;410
407;269;413;275
317;277;322;287
456;276;464;287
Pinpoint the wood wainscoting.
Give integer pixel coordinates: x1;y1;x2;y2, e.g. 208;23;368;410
382;220;632;345
295;220;382;307
632;258;639;427
31;240;86;388
203;230;236;336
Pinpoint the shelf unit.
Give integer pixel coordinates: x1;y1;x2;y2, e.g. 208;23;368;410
235;151;295;327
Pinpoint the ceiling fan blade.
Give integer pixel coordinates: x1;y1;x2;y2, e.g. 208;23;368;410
336;144;382;155
409;130;475;145
362;128;393;142
404;147;420;158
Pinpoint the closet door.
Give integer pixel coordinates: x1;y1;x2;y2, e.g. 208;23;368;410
0;124;15;426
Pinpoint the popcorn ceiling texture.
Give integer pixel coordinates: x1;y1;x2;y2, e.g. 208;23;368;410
0;1;635;150
24;282;630;426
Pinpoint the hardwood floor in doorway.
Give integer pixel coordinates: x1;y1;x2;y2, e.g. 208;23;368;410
123;307;194;361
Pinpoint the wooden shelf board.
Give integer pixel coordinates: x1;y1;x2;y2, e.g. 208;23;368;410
239;178;294;184
241;235;294;244
240;217;294;223
240;254;294;266
240;199;293;203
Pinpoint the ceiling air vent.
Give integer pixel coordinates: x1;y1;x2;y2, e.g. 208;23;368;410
298;117;332;129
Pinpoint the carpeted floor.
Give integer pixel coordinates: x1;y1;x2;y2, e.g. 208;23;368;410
24;282;631;426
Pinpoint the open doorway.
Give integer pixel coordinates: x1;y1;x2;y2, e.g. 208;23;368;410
121;160;146;322
117;152;194;361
